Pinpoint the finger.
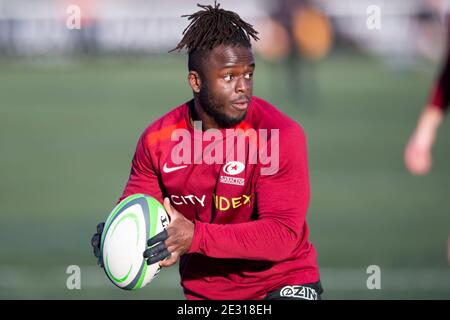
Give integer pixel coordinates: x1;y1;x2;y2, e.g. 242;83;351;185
91;233;100;248
147;229;168;246
97;222;105;234
159;251;179;268
97;255;104;268
163;197;175;220
146;249;170;265
93;245;100;258
143;241;167;258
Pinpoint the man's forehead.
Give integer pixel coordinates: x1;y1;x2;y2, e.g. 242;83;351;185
209;45;255;68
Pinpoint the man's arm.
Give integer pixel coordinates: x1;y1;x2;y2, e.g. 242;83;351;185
92;129;164;265
404;21;449;176
188;124;310;261
119;130;163;203
405;106;444;175
428;22;450;114
149;123;311;266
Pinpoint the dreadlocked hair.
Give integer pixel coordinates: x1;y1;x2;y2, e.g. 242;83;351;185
170;1;259;73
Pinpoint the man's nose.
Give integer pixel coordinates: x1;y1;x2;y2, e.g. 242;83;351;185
235;76;250;93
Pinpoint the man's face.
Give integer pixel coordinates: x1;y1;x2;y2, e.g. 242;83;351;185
197;45;255;128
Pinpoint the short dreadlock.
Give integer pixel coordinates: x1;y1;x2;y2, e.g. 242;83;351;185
170;1;259;74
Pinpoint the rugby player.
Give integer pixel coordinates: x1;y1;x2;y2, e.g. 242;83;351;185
91;2;322;300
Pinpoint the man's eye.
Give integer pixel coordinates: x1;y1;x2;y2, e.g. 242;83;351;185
224;75;233;81
245;73;253;79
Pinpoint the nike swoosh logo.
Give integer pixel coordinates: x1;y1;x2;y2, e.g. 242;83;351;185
163;163;188;173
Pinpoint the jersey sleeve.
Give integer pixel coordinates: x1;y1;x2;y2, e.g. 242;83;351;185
428;18;450;113
118;130;164;204
188;124;311;262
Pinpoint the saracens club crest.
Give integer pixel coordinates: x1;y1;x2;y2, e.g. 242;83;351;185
220;161;245;186
223;161;245;175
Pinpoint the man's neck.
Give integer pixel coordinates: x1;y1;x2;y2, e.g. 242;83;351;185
189;98;220;131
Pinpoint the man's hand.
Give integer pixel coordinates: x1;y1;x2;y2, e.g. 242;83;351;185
404;133;433;175
91;222;105;267
143;197;194;268
404;106;443;176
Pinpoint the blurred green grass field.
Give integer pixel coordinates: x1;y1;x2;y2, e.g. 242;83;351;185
1;53;449;299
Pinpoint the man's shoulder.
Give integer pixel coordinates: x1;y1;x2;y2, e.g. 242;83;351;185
251;96;304;136
141;101;189;146
145;101;189;132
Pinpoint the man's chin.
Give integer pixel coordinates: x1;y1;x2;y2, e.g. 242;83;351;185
216;112;247;128
201;100;247;128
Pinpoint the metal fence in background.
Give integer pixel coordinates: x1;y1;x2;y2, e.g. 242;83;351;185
0;0;446;65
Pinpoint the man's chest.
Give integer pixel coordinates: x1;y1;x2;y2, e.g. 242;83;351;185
159;158;258;223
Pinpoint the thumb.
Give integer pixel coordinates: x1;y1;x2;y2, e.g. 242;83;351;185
163;197;176;220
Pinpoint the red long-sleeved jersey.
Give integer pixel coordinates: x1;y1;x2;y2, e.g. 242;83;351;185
429;17;450;113
120;96;320;299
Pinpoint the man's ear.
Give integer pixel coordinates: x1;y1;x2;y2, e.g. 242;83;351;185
188;71;202;94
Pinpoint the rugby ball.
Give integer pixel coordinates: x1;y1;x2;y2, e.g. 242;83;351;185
100;194;169;290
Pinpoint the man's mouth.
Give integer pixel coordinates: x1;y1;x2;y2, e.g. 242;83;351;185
231;98;250;111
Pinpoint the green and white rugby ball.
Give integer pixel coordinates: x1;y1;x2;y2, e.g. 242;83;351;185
100;194;169;290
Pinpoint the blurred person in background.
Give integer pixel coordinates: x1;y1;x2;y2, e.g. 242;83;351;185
271;0;307;105
255;0;332;108
405;0;449;175
64;0;99;55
